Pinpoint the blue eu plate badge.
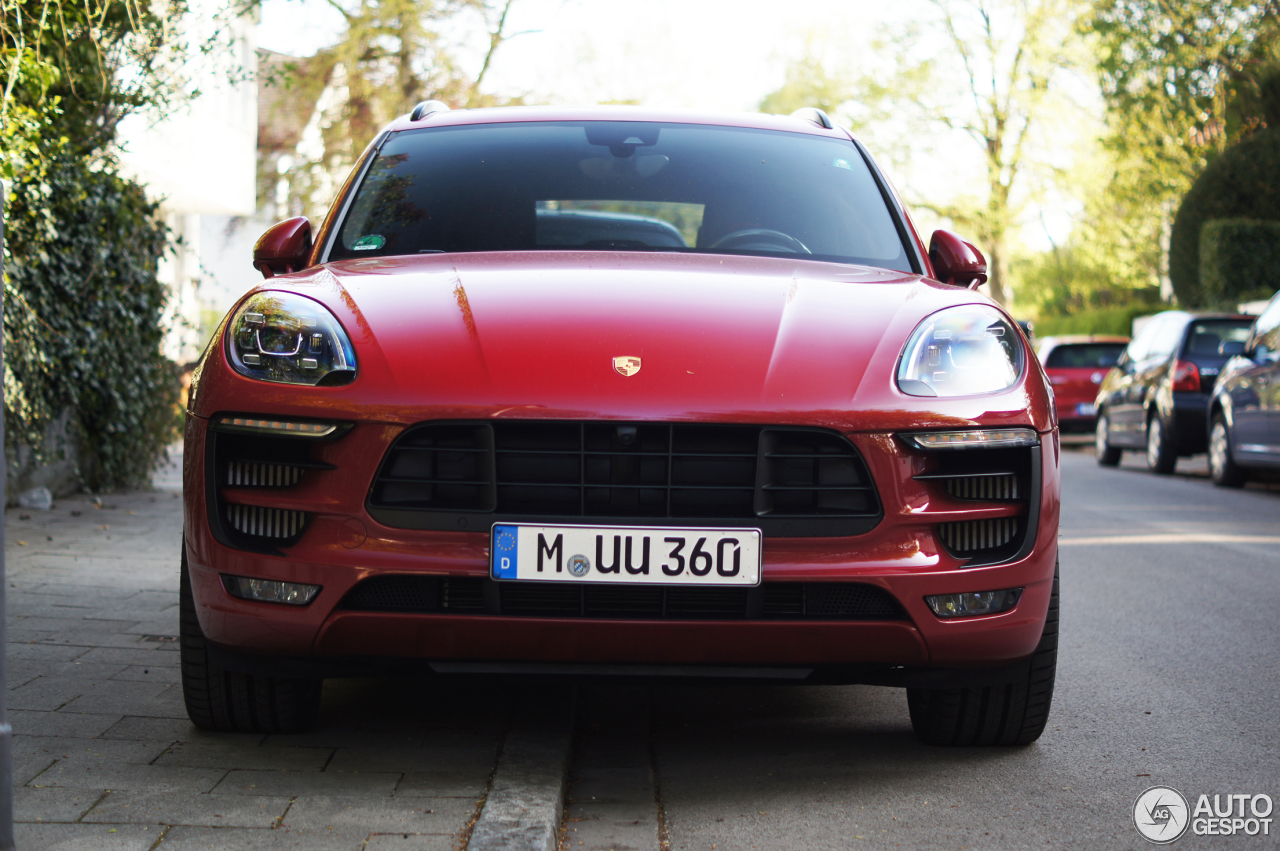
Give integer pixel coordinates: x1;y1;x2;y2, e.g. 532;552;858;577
492;525;520;578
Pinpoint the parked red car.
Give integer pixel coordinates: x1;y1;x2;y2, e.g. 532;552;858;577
1036;335;1129;434
181;105;1061;746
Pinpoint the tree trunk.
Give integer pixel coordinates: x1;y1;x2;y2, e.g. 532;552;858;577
985;234;1008;307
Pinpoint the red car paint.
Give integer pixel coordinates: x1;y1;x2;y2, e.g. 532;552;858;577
1036;335;1129;431
184;108;1059;681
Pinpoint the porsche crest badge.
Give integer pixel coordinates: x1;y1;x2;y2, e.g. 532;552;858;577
612;356;642;377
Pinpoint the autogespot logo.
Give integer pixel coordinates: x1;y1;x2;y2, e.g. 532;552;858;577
1134;786;1190;844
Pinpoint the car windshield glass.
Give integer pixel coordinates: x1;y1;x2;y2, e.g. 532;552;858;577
330;121;911;270
1044;343;1127;369
1183;321;1253;358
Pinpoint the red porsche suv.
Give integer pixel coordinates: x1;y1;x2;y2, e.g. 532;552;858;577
181;104;1061;746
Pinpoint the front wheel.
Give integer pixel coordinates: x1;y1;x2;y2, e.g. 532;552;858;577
180;543;322;733
1145;415;1177;474
907;563;1058;746
1208;414;1247;488
1096;412;1121;466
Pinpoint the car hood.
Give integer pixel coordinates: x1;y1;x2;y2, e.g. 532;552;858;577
209;251;1042;429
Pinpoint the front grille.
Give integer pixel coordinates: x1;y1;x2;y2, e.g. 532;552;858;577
368;422;882;537
944;473;1020;501
937;518;1020;553
226;461;305;487
225;504;309;539
339;576;905;620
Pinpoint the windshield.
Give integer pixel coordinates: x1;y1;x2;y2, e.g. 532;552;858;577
1043;343;1127;369
330;121;912;270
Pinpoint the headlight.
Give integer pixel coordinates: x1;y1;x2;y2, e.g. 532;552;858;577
226;292;356;386
897;305;1024;397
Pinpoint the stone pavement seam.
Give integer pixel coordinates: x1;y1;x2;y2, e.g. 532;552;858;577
146;823;172;850
79;790;112;823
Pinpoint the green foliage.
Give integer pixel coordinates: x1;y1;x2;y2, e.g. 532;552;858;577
1169;128;1280;307
758;51;853;118
3;152;181;490
761;0;1086;307
1087;0;1280;198
1;0;246;160
1013;241;1160;316
1199;218;1280;307
1032;304;1157;338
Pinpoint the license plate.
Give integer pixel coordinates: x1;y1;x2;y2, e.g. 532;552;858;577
1076;403;1097;416
490;523;761;586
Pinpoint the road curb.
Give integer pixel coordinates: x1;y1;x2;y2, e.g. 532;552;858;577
468;694;575;851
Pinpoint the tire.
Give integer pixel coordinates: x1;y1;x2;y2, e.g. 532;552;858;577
907;562;1058;747
1095;412;1121;467
1145;414;1177;474
1208;413;1247;488
180;543;322;733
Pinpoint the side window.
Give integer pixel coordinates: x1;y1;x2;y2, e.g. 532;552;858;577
1252;298;1280;359
1150;316;1186;360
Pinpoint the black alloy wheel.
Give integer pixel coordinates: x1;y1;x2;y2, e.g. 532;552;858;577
1145;415;1177;474
907;561;1058;746
1095;412;1121;467
179;541;323;733
1208;413;1247;488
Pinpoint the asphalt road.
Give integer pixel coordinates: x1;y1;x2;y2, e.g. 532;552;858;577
570;447;1280;851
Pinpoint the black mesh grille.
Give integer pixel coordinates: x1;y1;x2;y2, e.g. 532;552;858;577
368;422;882;537
339;576;905;620
937;517;1020;553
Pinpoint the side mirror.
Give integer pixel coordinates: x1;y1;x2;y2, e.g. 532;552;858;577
252;217;312;279
1218;340;1247;358
928;230;988;288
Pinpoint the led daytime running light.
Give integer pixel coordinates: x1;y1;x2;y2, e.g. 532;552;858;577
904;428;1040;450
214;416;339;437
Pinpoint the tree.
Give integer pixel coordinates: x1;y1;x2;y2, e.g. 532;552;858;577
1;0;249;162
263;0;526;222
1086;0;1280;304
764;0;1087;307
1089;0;1280;198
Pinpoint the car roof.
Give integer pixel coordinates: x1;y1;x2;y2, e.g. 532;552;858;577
383;105;851;139
1038;335;1130;346
1145;310;1255;322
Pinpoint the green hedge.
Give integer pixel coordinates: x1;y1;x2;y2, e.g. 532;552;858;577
1199;218;1280;306
1032;304;1155;338
3;154;181;490
1169;128;1280;307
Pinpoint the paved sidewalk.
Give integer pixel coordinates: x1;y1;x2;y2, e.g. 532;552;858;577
4;451;509;850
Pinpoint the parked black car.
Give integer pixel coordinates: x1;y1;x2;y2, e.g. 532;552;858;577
1207;292;1280;486
1095;311;1254;473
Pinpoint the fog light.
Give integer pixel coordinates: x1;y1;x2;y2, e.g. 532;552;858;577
903;428;1039;450
925;588;1022;618
223;575;321;605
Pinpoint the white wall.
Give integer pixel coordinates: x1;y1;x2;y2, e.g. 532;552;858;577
116;2;259;363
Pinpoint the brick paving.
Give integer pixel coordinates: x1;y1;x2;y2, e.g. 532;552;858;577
4;449;510;850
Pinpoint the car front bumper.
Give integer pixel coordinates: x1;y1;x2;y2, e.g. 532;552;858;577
183;414;1061;679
